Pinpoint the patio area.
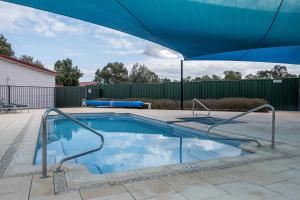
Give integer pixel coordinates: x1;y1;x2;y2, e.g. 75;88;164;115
0;108;300;200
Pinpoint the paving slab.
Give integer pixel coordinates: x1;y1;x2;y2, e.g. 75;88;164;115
80;185;127;200
266;181;300;200
218;181;278;200
146;193;187;200
162;174;226;200
86;192;134;200
125;179;175;200
30;191;82;200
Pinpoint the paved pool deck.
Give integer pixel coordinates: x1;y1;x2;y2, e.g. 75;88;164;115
0;108;300;200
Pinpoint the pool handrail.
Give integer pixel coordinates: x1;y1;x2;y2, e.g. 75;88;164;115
41;107;104;178
207;104;275;148
192;98;211;117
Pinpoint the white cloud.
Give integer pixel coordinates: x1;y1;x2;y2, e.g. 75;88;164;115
143;43;182;59
0;1;84;37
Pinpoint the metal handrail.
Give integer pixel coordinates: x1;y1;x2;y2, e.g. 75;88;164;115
192;98;211;117
207;104;275;148
41;108;104;178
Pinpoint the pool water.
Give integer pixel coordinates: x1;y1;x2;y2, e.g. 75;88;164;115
35;114;244;174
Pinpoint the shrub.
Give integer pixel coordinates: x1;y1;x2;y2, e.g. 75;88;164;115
96;97;268;112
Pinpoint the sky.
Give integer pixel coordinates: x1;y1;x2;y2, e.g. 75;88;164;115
0;1;300;82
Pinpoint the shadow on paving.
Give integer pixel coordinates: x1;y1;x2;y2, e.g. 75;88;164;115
176;116;247;125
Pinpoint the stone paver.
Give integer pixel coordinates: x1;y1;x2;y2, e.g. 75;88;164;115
86;192;134;200
80;185;127;200
0;175;32;200
162;174;226;200
30;175;54;199
218;181;278;200
146;193;187;200
30;191;82;200
266;181;300;200
125;179;175;200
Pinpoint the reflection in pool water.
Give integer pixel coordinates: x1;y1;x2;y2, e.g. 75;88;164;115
35;114;243;174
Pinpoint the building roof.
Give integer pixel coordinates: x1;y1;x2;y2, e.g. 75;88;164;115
0;54;57;76
79;81;98;86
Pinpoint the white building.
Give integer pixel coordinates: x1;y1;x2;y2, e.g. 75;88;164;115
0;54;57;108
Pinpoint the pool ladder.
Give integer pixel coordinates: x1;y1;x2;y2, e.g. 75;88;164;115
41;108;104;178
192;98;211;117
207;104;275;148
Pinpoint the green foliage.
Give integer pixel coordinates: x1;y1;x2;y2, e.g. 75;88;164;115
0;34;14;57
54;58;83;86
223;70;242;80
129;63;160;83
19;55;44;68
245;65;297;79
193;74;221;81
160;77;171;83
95;62;128;84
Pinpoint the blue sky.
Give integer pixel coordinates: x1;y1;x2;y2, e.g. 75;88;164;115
1;1;299;81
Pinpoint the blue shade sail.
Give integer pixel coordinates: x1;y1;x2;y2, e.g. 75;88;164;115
4;0;300;64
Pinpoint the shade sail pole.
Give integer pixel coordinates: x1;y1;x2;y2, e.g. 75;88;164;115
180;60;184;110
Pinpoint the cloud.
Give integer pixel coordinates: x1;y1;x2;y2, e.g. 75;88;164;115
0;1;84;37
143;43;182;59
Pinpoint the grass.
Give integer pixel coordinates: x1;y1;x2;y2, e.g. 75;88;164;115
96;97;268;112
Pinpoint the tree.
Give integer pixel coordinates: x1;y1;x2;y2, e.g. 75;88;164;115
246;65;297;79
94;69;103;83
245;74;257;79
129;63;160;83
160;77;171;83
19;55;44;68
183;76;192;82
0;34;14;57
211;74;222;80
223;70;242;80
54;58;83;86
95;62;128;84
193;74;221;81
271;65;297;79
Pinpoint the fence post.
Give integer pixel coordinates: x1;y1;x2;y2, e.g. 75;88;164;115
8;85;11;106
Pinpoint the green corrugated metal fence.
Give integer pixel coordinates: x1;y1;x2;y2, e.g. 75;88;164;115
55;85;101;107
98;78;299;111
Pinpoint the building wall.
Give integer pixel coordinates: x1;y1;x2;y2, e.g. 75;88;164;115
0;59;55;87
0;59;56;108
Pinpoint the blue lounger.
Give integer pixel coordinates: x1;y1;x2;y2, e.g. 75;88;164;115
85;100;145;108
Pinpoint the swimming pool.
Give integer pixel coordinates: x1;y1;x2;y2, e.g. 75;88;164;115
35;113;245;174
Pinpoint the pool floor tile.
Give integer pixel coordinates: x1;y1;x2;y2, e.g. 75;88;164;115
124;179;175;200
